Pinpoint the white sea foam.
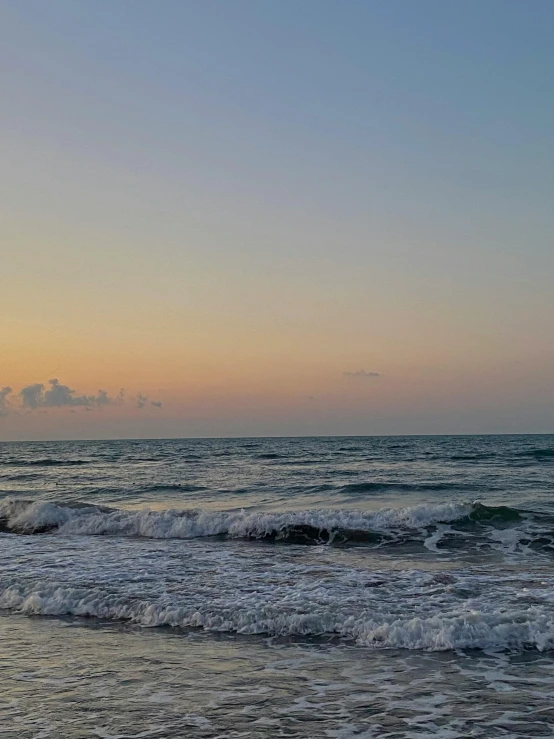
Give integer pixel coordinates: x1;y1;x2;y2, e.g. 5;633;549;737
0;523;553;653
1;580;553;652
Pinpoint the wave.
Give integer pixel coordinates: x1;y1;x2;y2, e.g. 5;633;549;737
516;448;554;460
449;453;497;461
0;499;551;552
338;481;487;494
1;458;90;467
0;498;465;538
459;502;522;524
282;458;327;466
1;580;554;652
138;483;207;493
0;472;42;481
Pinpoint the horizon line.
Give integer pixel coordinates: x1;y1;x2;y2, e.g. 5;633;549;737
1;431;552;444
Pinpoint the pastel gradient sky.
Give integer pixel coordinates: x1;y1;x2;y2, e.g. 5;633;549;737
2;0;553;440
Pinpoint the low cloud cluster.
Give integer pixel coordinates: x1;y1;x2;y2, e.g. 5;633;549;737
343;370;381;378
20;379;120;410
136;393;162;409
0;386;12;417
0;378;162;418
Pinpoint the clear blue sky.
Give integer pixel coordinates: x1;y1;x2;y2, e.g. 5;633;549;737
1;0;553;439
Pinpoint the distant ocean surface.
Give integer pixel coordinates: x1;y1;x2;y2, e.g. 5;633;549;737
1;434;554;738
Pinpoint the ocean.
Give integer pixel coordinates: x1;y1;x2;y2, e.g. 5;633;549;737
1;434;554;738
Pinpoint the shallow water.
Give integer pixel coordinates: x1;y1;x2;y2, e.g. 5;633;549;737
1;434;553;736
4;617;554;738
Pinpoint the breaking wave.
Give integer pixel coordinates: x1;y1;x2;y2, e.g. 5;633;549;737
0;499;551;551
1;579;554;652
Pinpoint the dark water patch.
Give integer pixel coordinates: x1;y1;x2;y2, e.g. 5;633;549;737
138;483;207;493
282;458;325;466
527;535;554;553
467;502;522;523
208;487;253;497
450;453;497;461
447;503;526;533
302;484;335;493
516;448;554;460
0;519;56;535
339;481;486;495
0;472;42;481
124;456;169;463
250;524;388;547
334;451;374;458
256;453;284;460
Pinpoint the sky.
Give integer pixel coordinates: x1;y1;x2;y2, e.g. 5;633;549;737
1;0;553;440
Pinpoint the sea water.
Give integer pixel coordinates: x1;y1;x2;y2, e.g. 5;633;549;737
1;434;553;737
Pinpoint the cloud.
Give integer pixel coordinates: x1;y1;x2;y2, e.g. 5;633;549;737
0;379;163;417
136;393;162;409
343;370;381;378
20;378;120;410
0;386;12;417
20;383;45;409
